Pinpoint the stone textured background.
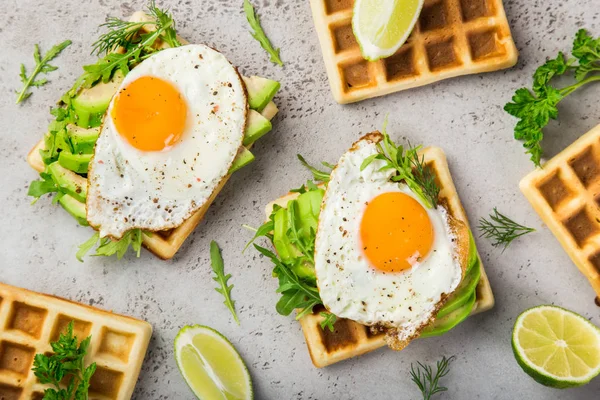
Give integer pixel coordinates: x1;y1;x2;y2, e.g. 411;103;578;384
1;0;599;398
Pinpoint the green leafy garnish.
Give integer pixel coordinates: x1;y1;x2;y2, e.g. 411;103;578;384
76;229;147;262
210;241;240;324
16;40;71;104
297;154;332;183
32;321;97;400
362;121;440;208
410;355;455;400
243;0;283;66
478;208;535;251
320;312;337;332
28;172;59;203
505;29;600;167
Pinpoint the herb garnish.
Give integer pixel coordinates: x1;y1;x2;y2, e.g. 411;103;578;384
297;154;332;183
410;355;455;400
210;241;240;324
243;0;283;66
478;208;535;250
32;321;97;400
320;312;337;332
16;40;72;104
505;29;600;167
76;229;147;262
361;121;440;208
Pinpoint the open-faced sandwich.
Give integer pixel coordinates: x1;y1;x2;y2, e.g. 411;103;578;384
27;1;281;260
248;126;494;367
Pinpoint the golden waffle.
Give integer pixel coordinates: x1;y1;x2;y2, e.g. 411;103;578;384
0;282;151;399
265;145;494;367
309;0;518;104
520;124;600;298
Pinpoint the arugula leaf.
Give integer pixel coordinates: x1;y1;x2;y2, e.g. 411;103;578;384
505;29;600;166
28;172;59;203
243;0;283;66
297;155;332;182
76;229;147;262
320;312;337;332
210;241;240;324
16;40;71;104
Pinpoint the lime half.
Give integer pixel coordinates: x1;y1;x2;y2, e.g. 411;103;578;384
174;325;253;399
352;0;424;61
512;305;600;388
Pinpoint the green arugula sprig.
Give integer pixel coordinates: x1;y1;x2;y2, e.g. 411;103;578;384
505;29;600;167
32;321;96;400
478;208;535;251
297;155;332;183
76;229;147;262
410;356;455;400
210;241;240;324
243;0;283;66
320;312;337;332
16;40;71;104
362;122;440;208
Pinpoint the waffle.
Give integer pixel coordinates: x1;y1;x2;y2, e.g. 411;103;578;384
309;0;518;104
265;144;494;367
520;124;600;299
0;282;151;399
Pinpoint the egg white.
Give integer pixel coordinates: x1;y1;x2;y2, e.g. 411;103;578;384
86;44;247;238
314;135;463;343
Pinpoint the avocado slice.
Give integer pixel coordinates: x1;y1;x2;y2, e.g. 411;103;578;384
67;124;100;154
466;230;478;274
437;258;481;319
58;194;88;226
243;110;272;146
58;152;93;174
72;71;123;128
47;162;87;202
229;147;255;174
243;76;280;112
421;291;476;338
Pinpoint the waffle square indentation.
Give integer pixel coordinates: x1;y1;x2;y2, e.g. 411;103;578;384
569;147;600;188
325;0;353;14
89;366;124;398
98;328;135;363
460;0;493;21
563;208;600;248
51;315;92;342
468;29;506;61
0;384;22;400
341;61;373;91
31;392;45;400
426;39;460;71
419;0;450;32
589;252;600;275
6;302;47;339
318;318;359;353
384;46;418;81
0;341;35;377
332;24;358;53
537;172;573;211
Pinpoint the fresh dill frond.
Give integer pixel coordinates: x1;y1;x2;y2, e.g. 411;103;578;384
410;355;455;400
478;208;535;250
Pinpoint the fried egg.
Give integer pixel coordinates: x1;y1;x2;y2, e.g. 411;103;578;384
314;133;468;349
86;44;247;238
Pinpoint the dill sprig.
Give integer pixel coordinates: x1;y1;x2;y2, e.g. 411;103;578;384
478;208;535;250
410;355;455;400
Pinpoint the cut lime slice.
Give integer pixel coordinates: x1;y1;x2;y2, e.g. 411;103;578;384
174;325;253;400
512;305;600;388
352;0;424;61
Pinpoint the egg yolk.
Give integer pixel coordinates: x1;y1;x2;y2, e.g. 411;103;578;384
111;76;187;151
360;192;434;273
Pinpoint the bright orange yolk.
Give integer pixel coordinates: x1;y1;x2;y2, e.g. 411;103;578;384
360;192;434;273
111;76;187;151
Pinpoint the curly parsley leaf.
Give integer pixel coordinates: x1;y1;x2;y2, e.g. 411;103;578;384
210;241;240;324
243;0;283;66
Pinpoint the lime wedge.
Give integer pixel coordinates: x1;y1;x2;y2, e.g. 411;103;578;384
352;0;424;61
174;325;253;399
512;305;600;388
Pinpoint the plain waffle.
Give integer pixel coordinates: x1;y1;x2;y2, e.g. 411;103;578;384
520;124;600;299
0;282;151;399
309;0;518;104
265;145;494;367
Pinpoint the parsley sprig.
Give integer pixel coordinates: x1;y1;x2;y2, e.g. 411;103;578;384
243;0;283;66
410;356;455;400
16;40;71;104
32;321;97;400
505;29;600;167
210;241;240;324
478;208;535;250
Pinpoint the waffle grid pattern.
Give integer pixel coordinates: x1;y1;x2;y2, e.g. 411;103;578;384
520;124;600;298
0;282;151;400
266;145;494;368
309;0;518;103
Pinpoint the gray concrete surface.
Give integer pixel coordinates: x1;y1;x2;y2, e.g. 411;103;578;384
1;0;599;398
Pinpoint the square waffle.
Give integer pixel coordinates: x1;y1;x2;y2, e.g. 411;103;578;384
265;144;494;367
0;282;151;399
520;124;600;299
309;0;518;104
